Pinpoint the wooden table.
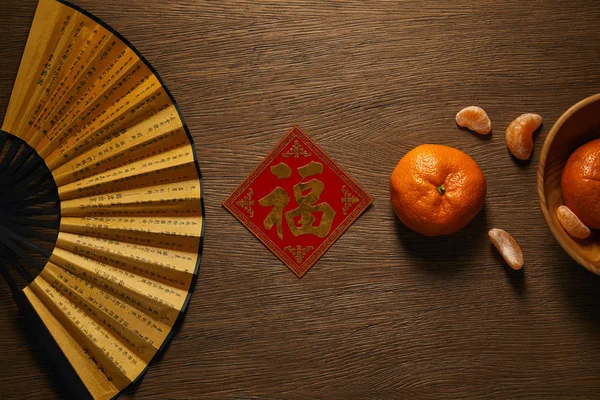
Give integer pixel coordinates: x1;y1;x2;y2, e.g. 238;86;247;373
2;0;600;398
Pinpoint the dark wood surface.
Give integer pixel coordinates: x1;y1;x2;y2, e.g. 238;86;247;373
2;0;600;398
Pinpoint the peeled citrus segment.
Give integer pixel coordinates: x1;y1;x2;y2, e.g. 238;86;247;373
505;113;542;160
455;106;492;135
489;228;523;270
557;205;591;239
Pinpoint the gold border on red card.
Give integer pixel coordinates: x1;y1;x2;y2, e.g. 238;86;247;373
223;126;373;277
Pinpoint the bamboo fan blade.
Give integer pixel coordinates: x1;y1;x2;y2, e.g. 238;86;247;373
0;0;204;399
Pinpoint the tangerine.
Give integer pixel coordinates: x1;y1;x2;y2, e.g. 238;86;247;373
561;138;600;229
390;144;486;236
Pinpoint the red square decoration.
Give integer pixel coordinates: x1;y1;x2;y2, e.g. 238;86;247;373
223;126;373;277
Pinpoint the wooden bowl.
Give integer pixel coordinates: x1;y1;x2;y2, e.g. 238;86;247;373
538;93;600;275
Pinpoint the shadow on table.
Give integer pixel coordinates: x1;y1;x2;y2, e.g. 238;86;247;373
393;205;530;295
122;308;191;397
392;205;490;276
489;241;527;295
456;126;493;141
15;311;69;398
551;249;600;335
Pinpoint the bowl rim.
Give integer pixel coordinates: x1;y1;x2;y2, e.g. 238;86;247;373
537;92;600;275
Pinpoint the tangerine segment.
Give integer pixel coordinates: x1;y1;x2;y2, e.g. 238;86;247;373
561;138;600;229
505;113;542;160
390;144;486;236
556;205;591;240
489;228;523;270
455;106;492;135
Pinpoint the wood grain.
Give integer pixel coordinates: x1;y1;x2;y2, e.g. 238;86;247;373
2;0;600;398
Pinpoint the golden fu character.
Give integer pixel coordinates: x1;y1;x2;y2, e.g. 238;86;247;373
259;161;336;239
285;178;335;238
258;187;289;240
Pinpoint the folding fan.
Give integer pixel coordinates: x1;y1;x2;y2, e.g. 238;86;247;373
0;0;204;398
